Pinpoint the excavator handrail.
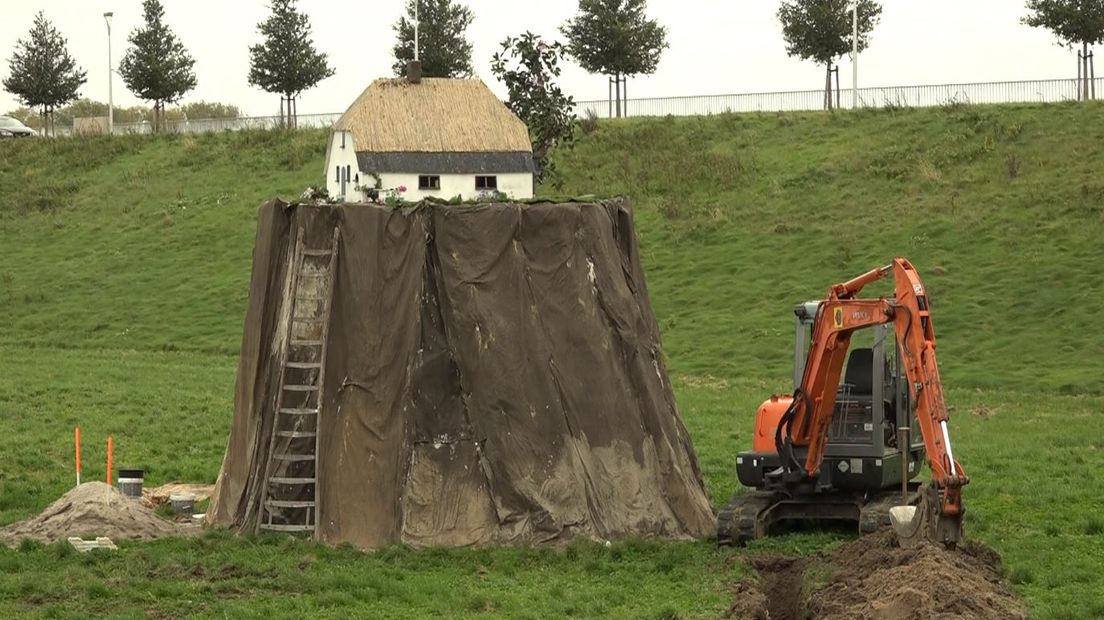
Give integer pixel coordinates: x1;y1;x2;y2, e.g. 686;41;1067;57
781;258;968;518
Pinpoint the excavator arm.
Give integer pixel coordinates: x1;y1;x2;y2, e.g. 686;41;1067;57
776;258;968;542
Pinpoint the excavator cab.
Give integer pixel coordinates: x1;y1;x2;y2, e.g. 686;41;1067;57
719;302;926;545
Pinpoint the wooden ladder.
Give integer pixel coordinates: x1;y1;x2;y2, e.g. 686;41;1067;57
257;226;339;536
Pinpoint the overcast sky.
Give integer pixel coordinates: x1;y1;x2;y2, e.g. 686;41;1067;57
0;1;1085;117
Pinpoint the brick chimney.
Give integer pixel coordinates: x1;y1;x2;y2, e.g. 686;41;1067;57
407;61;422;84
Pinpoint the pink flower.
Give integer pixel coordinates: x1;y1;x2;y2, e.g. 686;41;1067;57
398;185;407;192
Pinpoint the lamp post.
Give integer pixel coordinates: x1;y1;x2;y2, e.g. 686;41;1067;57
851;2;858;109
104;12;114;135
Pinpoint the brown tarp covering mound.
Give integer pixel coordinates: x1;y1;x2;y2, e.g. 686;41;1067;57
208;198;715;548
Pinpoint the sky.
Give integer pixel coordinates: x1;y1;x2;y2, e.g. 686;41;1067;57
0;0;1086;117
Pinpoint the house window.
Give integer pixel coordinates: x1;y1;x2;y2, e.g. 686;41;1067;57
335;166;340;183
419;175;441;190
475;175;498;191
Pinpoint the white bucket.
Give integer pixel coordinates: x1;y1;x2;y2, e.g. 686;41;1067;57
169;493;196;517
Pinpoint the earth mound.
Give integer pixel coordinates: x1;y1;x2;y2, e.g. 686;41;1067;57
731;530;1026;620
1;482;180;546
807;530;1026;619
209;199;715;548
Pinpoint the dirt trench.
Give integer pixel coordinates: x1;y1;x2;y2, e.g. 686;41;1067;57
726;530;1026;620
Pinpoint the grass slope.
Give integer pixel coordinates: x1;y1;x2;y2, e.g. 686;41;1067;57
1;103;1102;618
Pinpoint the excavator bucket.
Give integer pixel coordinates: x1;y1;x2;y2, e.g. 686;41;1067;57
889;485;963;549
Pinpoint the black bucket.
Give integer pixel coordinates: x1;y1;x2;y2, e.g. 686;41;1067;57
117;468;144;500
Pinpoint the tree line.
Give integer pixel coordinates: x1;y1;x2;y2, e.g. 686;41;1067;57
3;0;1102;135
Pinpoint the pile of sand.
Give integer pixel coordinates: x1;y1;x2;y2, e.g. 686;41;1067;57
728;530;1026;620
1;482;181;547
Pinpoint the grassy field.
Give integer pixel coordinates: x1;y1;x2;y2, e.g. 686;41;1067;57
1;102;1102;618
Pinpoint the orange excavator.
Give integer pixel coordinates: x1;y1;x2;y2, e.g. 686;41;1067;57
717;258;969;548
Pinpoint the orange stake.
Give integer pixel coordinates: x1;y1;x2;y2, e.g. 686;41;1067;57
106;436;113;486
75;427;82;486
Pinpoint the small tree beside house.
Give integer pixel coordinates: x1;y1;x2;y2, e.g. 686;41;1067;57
491;32;577;185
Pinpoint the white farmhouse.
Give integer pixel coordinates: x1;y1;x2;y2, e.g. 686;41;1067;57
324;71;534;202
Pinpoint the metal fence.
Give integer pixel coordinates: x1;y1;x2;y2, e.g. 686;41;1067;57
573;77;1104;119
40;76;1103;138
52;112;342;137
109;112;343;135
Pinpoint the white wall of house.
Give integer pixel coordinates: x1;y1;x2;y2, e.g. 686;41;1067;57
374;172;534;202
324;130;535;202
324;130;360;200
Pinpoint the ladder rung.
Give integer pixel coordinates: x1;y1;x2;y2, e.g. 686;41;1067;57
276;431;317;439
259;523;315;532
279;407;318;415
302;249;332;257
265;500;315;508
290;339;323;347
283;384;319;392
269;477;316;485
286;362;321;369
273;454;315;462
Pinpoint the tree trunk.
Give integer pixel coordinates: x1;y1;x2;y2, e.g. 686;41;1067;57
825;63;834;111
1084;41;1091;101
615;73;622;118
623;77;628;118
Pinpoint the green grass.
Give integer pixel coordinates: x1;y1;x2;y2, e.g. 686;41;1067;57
1;103;1103;618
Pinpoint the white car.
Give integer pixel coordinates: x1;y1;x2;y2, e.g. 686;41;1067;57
0;116;37;138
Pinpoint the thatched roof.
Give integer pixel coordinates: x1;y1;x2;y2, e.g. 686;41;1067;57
334;78;532;154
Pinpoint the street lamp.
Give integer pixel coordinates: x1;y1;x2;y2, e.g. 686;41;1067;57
104;12;113;135
851;2;858;109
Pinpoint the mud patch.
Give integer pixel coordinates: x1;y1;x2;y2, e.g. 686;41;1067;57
724;578;769;620
807;530;1026;619
726;556;806;619
752;557;806;620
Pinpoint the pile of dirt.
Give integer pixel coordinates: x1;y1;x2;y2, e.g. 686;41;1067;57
731;530;1026;620
807;530;1026;619
1;482;181;547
